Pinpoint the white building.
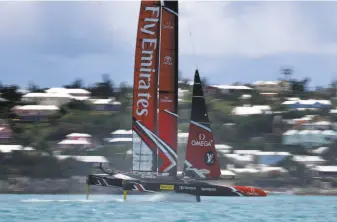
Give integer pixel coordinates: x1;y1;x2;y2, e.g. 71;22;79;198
292;155;326;166
253;81;291;93
57;139;92;149
283;129;337;147
11;105;59;121
232;105;272;115
45;88;91;100
21;92;73;106
207;85;253;95
107;129;132;144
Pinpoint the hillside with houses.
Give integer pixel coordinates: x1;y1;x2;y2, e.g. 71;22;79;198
1;72;337;193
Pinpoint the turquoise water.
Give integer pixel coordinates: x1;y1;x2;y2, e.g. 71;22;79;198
0;194;336;222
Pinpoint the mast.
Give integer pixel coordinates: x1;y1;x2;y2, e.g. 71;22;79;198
183;70;221;179
157;0;179;176
132;0;162;174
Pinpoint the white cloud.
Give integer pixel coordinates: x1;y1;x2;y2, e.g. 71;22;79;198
2;1;337;57
97;1;337;58
1;1;337;86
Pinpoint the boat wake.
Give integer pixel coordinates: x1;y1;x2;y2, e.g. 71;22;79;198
20;199;97;203
20;193;196;204
144;193;196;202
111;193;197;203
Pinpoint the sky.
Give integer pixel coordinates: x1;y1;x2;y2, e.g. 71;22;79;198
1;0;337;89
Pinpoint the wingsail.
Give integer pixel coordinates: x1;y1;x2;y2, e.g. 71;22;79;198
132;0;179;176
132;0;162;173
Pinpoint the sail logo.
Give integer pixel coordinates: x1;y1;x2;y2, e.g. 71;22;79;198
135;6;160;116
191;133;212;147
163;56;172;65
160;96;172;103
163;22;173;30
204;151;215;165
199;133;206;141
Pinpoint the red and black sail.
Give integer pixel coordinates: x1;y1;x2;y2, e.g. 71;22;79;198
157;0;179;176
183;70;221;179
132;0;162;173
132;0;179;175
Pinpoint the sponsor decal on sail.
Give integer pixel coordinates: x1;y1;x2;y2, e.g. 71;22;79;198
163;21;174;30
204;151;215;165
191;133;213;147
163;56;172;65
135;6;160;117
160;96;173;103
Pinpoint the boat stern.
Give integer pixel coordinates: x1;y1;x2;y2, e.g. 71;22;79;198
233;186;267;197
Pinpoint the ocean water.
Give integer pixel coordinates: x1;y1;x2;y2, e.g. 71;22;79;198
0;194;336;222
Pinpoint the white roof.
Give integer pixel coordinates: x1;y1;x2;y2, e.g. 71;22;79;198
292;155;325;162
90;99;121;105
220;169;236;176
0;145;35;153
58;139;91;145
234;150;260;155
286;97;300;101
215;144;232;150
298;130;310;135
231;168;259;173
111;129;132;135
178;132;189;138
256;151;291;156
55;155;108;163
23;92;73;98
14;105;59;110
217;149;231;154
0;145;23;153
108;138;132;143
283;130;298;135
322;130;337;136
66;133;92;138
209;85;252;90
282;99;331;105
313;166;337;172
253;81;279;85
240;94;252;99
259;166;288;173
23;147;35;151
232;105;272;115
312;147;329;154
314;121;331;125
45;88;90;95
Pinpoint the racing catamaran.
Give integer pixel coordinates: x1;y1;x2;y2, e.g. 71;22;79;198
86;0;267;201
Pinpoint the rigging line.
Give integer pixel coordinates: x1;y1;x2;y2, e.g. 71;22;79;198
182;1;199;71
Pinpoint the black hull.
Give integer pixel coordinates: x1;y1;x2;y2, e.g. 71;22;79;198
86;174;243;197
